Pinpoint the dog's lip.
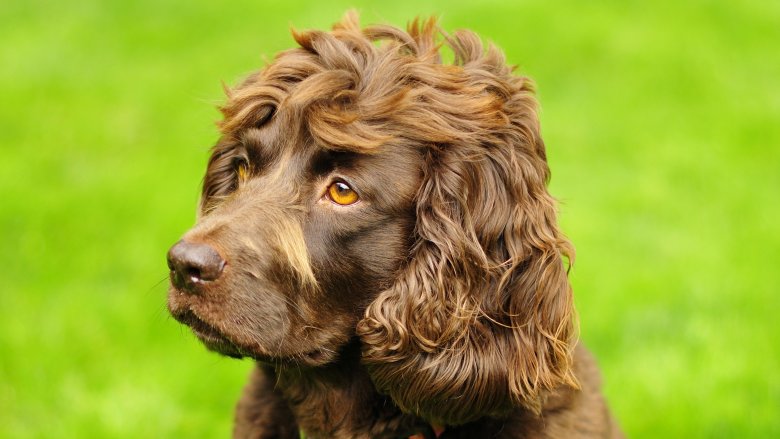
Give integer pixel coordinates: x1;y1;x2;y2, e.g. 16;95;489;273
172;309;243;357
183;312;223;339
170;307;338;366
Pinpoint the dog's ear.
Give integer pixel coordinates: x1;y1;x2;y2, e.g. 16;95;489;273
357;70;577;424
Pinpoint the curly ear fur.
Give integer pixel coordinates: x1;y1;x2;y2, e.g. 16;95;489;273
357;25;578;425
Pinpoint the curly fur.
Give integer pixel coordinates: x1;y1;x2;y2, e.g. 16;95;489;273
167;11;622;438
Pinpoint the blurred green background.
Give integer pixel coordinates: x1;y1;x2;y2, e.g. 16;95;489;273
1;0;778;437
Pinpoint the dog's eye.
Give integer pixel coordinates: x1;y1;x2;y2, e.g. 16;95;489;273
235;159;249;183
327;180;359;205
237;163;248;181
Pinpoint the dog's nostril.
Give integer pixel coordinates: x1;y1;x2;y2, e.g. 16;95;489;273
167;239;225;293
184;266;203;283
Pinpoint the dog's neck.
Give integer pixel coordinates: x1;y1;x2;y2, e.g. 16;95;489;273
273;340;433;438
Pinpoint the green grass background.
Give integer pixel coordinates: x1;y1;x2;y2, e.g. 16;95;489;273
1;0;778;437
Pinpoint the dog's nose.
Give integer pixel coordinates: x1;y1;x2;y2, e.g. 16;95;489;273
167;240;225;293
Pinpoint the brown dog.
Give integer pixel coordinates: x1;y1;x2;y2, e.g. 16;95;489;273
167;12;622;439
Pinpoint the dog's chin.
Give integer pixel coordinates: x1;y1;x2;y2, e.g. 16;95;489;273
248;344;340;368
171;309;340;367
172;309;244;358
192;327;244;359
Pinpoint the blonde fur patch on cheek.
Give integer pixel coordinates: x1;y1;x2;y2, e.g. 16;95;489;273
274;218;318;288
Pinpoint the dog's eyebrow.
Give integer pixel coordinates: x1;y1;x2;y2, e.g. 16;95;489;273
326;150;361;167
308;149;336;177
307;149;360;177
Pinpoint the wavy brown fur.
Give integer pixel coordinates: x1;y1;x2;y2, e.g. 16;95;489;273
167;11;622;438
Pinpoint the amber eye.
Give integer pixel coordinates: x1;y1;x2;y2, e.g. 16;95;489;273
236;161;248;182
327;180;359;205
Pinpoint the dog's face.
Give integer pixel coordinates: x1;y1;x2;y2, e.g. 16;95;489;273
167;117;421;364
168;13;578;425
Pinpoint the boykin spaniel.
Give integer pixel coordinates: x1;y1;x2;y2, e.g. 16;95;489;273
167;11;623;439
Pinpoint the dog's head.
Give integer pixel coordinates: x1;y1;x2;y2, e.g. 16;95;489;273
167;12;576;425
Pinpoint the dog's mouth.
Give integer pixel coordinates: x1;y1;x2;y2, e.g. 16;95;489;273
170;308;337;366
172;309;244;358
